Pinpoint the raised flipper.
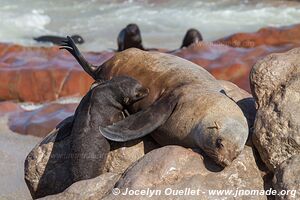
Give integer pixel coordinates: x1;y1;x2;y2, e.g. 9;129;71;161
99;92;179;142
60;36;98;79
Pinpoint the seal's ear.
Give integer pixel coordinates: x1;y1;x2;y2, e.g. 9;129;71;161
99;93;178;142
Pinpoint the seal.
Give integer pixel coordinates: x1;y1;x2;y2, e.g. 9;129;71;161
67;76;149;182
60;36;248;167
180;28;203;48
34;34;84;45
117;24;144;51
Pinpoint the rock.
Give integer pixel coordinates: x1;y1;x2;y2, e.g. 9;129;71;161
0;101;23;117
39;173;121;200
1;24;300;100
104;146;267;200
215;24;300;48
24;121;157;199
115;146;204;189
273;155;300;200
174;41;300;92
1;24;300;103
250;47;300;171
105;137;159;174
219;80;257;144
24;126;73;199
0;43;113;102
9;102;78;137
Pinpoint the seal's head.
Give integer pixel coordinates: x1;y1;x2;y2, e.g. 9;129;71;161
180;28;203;48
117;23;144;51
71;35;85;44
110;76;149;106
125;24;142;42
194;113;248;167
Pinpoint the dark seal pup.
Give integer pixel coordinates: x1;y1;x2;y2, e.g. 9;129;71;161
68;76;149;182
34;34;84;45
180;28;203;48
117;23;144;51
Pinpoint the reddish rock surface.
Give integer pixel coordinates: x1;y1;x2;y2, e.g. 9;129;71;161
1;24;300;101
8;102;78;137
0;101;23;116
174;42;300;91
0;43;113;102
215;24;300;48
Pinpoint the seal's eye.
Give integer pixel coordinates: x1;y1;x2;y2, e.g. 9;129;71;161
216;138;224;149
135;87;149;99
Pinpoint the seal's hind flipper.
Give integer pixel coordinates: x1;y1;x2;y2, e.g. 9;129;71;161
99;93;178;142
60;36;98;79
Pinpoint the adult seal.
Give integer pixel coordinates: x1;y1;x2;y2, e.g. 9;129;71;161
117;24;144;51
61;36;248;167
65;76;150;183
34;34;84;45
180;28;203;48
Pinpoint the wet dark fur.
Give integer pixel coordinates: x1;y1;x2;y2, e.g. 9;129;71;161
180;28;203;48
34;34;84;45
117;24;144;51
69;76;148;182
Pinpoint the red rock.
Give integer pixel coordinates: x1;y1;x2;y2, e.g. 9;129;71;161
215;24;300;48
174;42;300;92
0;43;113;102
1;24;300;101
8;102;78;137
0;101;23;116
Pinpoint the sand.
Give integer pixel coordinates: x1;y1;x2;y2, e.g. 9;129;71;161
0;116;40;200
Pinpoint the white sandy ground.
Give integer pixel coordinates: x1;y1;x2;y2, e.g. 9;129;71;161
0;116;41;200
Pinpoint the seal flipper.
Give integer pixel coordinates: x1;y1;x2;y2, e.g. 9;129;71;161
60;36;98;79
99;93;178;142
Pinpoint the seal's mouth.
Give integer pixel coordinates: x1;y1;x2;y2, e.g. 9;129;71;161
202;147;233;167
216;158;231;167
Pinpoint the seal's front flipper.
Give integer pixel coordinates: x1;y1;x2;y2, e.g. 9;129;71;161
60;36;98;79
99;93;178;142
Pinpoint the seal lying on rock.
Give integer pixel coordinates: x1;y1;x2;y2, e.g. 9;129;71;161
61;37;248;167
34;34;84;45
65;76;149;182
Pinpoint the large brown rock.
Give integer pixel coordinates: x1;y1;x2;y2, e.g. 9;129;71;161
25;126;73;199
9;102;78;137
215;24;300;48
104;146;267;200
39;173;121;200
0;43;113;102
24;122;158;199
105;137;159;174
250;48;300;171
273;155;300;200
